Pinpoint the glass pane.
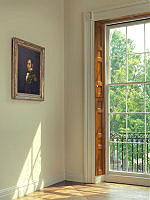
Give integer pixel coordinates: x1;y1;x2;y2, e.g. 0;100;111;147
110;143;118;171
120;143;127;171
128;143;145;173
146;53;150;81
146;84;150;112
146;114;150;173
127;24;144;53
146;115;150;174
110;56;126;83
137;143;145;173
127;84;144;112
146;143;150;173
145;23;150;52
128;132;145;143
110;143;115;170
128;143;136;172
127;114;145;138
146;114;150;140
109;22;149;175
110;27;126;56
110;85;126;112
110;114;126;142
128;54;145;82
110;142;127;171
110;142;127;172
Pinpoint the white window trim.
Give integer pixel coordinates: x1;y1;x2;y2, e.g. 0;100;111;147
106;20;150;177
83;0;150;186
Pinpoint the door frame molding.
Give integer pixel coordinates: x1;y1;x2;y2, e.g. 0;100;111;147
83;0;150;184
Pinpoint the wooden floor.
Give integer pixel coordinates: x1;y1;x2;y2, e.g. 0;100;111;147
18;181;150;200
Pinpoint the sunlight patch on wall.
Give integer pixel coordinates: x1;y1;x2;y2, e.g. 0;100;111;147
13;122;42;199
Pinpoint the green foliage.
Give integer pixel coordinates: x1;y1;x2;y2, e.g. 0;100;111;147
109;29;150;173
110;30;135;56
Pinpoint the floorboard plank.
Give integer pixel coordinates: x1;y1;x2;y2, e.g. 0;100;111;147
18;181;150;200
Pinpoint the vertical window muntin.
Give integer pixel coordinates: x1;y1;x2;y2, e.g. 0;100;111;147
107;19;150;174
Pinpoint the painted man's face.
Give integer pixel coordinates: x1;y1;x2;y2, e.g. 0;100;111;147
27;59;32;71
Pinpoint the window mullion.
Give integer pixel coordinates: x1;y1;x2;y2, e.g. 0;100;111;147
144;22;147;173
108;81;150;86
126;25;129;172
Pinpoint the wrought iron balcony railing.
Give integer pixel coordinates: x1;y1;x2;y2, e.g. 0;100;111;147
110;132;150;174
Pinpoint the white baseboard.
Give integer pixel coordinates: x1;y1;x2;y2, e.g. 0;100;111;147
65;172;84;183
0;175;65;200
0;180;39;200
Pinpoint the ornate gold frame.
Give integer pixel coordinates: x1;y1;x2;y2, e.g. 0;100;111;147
12;38;45;101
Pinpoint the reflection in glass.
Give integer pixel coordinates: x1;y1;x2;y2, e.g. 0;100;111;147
127;84;144;112
128;143;145;173
110;114;126;141
146;142;150;173
127;114;145;136
146;53;150;81
128;54;144;82
110;85;126;112
110;27;126;56
110;56;126;83
108;22;150;175
145;23;150;52
127;24;144;53
146;84;150;112
146;115;150;140
110;142;127;171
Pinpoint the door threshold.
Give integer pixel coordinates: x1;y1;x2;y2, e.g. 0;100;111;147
104;174;150;187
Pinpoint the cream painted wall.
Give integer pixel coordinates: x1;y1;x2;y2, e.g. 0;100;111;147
0;0;64;199
64;0;140;181
0;0;147;197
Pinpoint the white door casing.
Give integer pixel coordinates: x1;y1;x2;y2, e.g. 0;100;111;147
83;0;150;186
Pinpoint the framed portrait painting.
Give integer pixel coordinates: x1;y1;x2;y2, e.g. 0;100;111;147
12;38;45;101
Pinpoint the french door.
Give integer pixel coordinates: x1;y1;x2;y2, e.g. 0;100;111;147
95;18;150;178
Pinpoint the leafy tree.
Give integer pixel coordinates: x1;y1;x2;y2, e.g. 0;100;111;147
109;29;150;173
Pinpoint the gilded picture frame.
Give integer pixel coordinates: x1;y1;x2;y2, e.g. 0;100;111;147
12;38;45;101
